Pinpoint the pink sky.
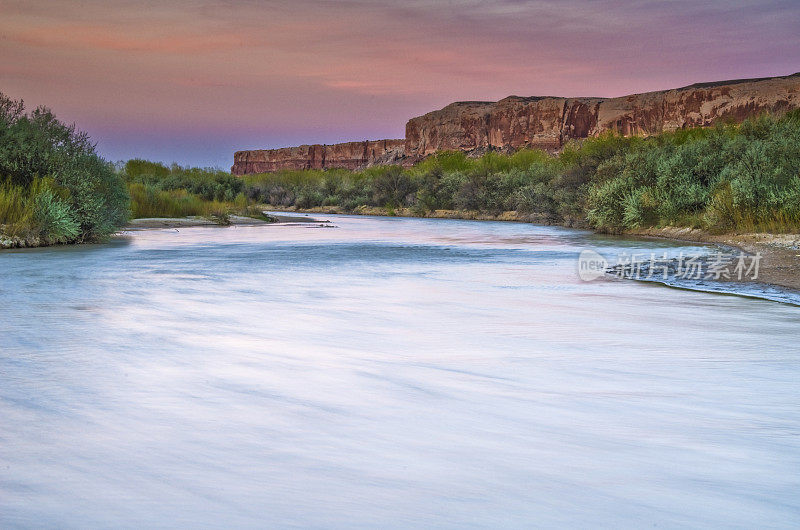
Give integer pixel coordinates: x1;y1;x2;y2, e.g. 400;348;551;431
2;0;799;167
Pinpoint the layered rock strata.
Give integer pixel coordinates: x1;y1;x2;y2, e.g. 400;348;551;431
232;139;405;174
233;73;800;174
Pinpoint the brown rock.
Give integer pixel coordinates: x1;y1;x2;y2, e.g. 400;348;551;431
405;73;800;157
232;139;405;175
233;73;800;174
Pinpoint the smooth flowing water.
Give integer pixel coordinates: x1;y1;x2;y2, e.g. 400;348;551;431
1;214;798;528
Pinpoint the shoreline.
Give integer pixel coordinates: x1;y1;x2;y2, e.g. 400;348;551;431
0;213;331;249
6;206;799;296
628;227;800;292
264;204;800;293
122;213;333;230
262;204;587;227
123;215;267;230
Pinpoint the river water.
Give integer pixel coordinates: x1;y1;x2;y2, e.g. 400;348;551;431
1;214;798;528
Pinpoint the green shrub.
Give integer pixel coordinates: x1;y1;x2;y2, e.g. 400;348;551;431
129;183;206;218
124;159;170;179
512;181;557;217
0;92;128;242
33;186;80;243
587;176;632;231
0;178;80;242
370;166;416;207
295;189;324;209
704;182;737;232
410;151;472;175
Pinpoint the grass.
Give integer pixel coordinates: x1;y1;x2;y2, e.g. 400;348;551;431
0;180;37;238
129;183;224;218
127;181;267;225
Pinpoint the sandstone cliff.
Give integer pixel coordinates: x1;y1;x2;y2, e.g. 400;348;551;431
233;73;800;174
405;73;800;157
232;139;405;175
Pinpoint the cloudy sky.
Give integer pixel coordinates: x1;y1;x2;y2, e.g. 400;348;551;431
2;0;798;167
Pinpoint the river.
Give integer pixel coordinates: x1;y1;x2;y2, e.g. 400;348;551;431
1;214;798;527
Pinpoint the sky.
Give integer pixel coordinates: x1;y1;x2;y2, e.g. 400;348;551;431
1;0;799;168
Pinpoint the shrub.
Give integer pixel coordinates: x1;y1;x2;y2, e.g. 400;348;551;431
0;92;129;242
586;176;632;231
704;182;737;232
0;178;80;242
33;186;80;243
295;189;324;209
512;181;557;217
0;180;37;237
370;166;416;207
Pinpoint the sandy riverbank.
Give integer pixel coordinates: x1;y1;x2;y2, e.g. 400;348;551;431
627;227;800;292
123;213;331;230
263;205;585;226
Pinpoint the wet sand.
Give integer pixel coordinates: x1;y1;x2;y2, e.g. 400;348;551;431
630;227;800;292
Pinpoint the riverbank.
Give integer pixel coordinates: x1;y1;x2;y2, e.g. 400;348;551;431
7;205;799;295
123;213;331;230
628;227;800;292
124;215;269;230
264;204;586;227
1;213;333;248
263;204;800;293
0;233;48;249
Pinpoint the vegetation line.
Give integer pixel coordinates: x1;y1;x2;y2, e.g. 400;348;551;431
152;109;800;234
2;86;799;249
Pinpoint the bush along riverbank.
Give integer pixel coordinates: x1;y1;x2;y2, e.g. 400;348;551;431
237;110;800;234
125;109;798;235
122;159;272;226
114;111;800;262
4;96;799;251
0;92;129;248
0;96;272;249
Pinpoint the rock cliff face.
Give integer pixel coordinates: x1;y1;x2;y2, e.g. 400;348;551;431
233;73;800;174
232;139;405;175
405;73;800;157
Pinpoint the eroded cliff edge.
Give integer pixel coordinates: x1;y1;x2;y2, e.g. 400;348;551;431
233;140;406;174
232;73;800;174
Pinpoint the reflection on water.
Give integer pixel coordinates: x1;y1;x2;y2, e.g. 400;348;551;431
1;214;798;527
